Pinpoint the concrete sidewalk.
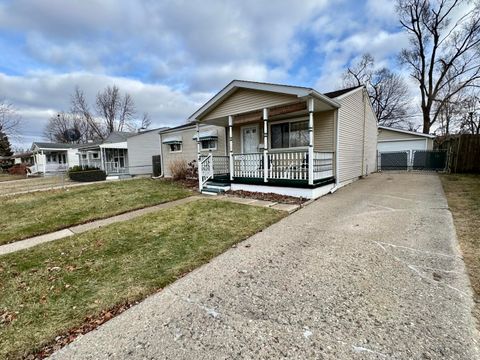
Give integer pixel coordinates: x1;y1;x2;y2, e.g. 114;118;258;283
50;173;479;359
0;195;299;256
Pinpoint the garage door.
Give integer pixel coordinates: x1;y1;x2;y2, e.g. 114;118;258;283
377;139;427;153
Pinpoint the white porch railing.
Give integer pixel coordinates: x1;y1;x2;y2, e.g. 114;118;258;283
232;153;263;178
200;154;213;186
313;152;334;180
105;162;128;174
30;163;68;174
268;151;308;180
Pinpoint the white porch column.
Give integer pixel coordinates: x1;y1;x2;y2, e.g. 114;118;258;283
228;115;234;181
196;122;202;190
308;98;314;185
100;148;105;171
263;108;268;183
41;150;46;174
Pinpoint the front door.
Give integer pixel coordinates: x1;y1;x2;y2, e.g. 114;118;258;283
242;125;259;153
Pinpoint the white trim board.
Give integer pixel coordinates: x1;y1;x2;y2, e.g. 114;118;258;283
230;183;335;199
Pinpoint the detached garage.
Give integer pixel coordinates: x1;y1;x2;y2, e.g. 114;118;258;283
378;126;435;155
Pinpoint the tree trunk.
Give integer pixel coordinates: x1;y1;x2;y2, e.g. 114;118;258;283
422;108;431;134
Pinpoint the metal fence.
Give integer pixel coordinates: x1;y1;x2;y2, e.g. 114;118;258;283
378;150;447;172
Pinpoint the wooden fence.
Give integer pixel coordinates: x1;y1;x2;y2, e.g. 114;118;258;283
436;134;480;173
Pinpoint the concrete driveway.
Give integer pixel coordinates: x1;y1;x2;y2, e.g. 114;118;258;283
51;173;479;359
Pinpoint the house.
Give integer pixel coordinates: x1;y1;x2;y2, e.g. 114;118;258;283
127;127;169;176
160;123;227;178
77;131;136;178
188;80;377;198
12;151;34;165
30;142;80;175
377;126;434;154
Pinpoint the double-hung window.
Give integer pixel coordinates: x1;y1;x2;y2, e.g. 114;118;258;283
271;120;309;149
169;143;182;152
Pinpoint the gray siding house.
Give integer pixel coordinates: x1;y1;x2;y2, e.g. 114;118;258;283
127;127;168;176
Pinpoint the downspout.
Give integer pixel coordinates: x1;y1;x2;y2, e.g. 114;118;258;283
330;108;340;193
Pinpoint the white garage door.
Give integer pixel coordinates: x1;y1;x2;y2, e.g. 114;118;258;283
378;139;427;153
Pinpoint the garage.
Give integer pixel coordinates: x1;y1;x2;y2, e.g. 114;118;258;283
378;126;435;154
378;126;436;170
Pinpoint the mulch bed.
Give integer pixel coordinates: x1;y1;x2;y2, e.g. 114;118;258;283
225;190;308;205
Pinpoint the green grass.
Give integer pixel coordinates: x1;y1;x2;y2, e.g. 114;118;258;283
441;174;480;319
0;199;285;359
0;179;192;245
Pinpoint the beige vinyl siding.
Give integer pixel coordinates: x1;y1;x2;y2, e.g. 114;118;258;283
161;125;227;177
127;130;161;175
313;110;335;152
337;88;377;184
202;88;297;121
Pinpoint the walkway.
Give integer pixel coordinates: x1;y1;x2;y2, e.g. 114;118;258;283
51;173;479;359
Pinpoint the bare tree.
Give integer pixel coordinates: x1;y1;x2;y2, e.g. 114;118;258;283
397;0;480;134
344;54;411;127
0;99;21;135
140;112;151;130
71;86;105;139
43;112;90;143
95;85;135;133
459;90;480;134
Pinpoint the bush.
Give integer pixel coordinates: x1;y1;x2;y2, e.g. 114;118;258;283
168;159;188;180
68;169;106;182
7;164;29;175
186;160;198;179
69;165;99;173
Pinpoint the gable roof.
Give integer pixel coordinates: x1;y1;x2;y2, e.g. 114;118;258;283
378;125;435;138
104;131;137;143
32;142;75;150
323;85;363;99
188;80;341;121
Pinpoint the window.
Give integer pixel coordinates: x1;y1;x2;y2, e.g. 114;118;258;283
201;139;217;150
169;143;182;152
92;152;99;159
271;120;309;149
81;154;87;159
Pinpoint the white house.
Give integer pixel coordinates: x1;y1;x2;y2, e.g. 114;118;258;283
77;132;136;177
30;142;80;175
187;80;377;198
127;127;168;176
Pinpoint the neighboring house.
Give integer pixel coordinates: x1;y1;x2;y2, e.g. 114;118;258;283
188;80;377;198
127;127;169;176
160;123;227;178
77;131;136;177
30;142;80;175
12;151;34;165
377;126;435;155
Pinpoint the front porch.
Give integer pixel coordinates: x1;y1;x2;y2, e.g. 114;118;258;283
192;82;340;199
78;146;129;175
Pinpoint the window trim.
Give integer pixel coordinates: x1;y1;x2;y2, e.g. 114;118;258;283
169;143;183;153
268;116;310;151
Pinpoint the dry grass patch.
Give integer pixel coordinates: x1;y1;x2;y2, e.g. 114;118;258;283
0;199;285;359
441;174;480;319
0;178;192;245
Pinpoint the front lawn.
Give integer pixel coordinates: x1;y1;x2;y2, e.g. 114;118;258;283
0;174;25;182
0;200;285;359
441;174;480;319
0;178;192;245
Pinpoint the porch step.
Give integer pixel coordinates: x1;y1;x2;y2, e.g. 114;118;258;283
201;182;231;196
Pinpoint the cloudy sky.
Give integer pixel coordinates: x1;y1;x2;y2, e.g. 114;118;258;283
0;0;409;148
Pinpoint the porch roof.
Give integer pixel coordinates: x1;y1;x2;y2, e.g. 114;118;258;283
188;80;341;122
